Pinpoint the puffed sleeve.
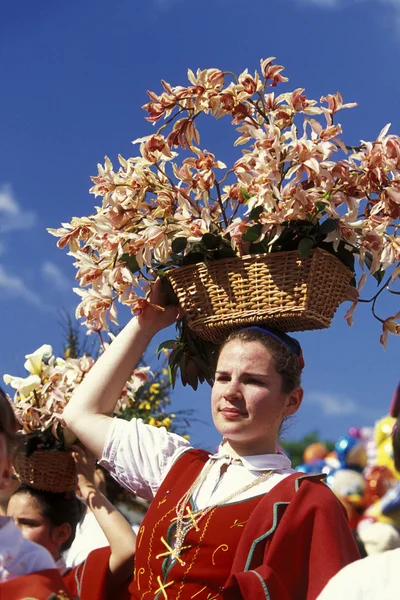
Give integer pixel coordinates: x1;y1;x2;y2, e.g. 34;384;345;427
100;417;191;499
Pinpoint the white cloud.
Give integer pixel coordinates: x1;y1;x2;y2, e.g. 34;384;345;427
298;0;340;6
298;0;400;11
0;265;41;307
307;390;379;419
41;261;71;291
0;183;37;234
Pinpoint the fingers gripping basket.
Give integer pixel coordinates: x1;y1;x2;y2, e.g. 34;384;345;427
14;450;77;493
166;248;353;343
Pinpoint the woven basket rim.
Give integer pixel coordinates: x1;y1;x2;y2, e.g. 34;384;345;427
165;246;353;341
165;247;353;277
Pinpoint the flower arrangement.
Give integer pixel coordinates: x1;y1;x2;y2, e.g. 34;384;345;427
49;57;399;387
3;342;180;455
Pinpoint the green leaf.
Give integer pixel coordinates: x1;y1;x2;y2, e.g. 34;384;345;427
201;233;220;249
155;340;178;355
120;253;140;274
319;218;338;235
172;237;188;254
168;347;183;388
298;237;314;257
242;223;262;243
182;251;206;266
214;247;236;260
249;241;268;254
240;188;253;201
365;253;385;285
249;206;263;221
373;269;386;285
314;201;327;214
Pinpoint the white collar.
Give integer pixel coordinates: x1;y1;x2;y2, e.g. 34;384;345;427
56;555;68;575
211;446;292;471
0;516;24;553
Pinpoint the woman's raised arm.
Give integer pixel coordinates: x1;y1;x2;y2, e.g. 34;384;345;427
63;282;182;458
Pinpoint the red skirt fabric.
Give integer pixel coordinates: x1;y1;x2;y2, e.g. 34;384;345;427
0;568;74;600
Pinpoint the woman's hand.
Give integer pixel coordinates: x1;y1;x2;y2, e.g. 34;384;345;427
137;277;184;334
72;445;97;501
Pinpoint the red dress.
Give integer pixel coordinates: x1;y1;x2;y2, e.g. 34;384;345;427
129;449;360;600
0;569;74;600
63;546;132;600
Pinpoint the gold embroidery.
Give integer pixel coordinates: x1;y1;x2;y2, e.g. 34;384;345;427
176;508;217;600
211;544;228;566
156;536;191;566
155;575;175;599
207;594;220;600
184;505;200;531
137;567;145;590
158;490;170;507
138;525;145;548
191;585;207;598
141;506;176;599
231;519;247;528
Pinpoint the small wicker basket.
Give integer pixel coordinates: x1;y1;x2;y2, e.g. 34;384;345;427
166;248;353;343
13;450;77;493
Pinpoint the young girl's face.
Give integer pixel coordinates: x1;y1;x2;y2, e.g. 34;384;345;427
7;493;63;559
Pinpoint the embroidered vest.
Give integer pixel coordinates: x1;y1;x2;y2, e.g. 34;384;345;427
129;449;265;600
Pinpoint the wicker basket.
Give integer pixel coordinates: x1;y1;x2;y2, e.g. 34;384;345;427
166;248;353;343
13;450;77;493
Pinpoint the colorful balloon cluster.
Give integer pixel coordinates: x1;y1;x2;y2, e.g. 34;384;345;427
296;383;400;535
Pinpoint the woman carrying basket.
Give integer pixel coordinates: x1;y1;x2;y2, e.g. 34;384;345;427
63;283;360;600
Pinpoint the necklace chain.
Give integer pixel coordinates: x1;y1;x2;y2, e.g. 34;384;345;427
173;459;274;557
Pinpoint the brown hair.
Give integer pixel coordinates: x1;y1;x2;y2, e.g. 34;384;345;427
0;387;19;455
219;329;303;393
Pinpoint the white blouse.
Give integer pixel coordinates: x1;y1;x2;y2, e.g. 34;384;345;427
317;549;400;600
0;516;56;581
100;417;294;510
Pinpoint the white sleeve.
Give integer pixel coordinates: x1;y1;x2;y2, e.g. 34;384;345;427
99;417;191;500
316;564;365;600
17;539;56;578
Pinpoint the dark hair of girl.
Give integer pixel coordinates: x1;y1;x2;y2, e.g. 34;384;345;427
12;485;85;552
219;328;303;394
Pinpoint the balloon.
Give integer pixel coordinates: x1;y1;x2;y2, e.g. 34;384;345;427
364;465;396;508
335;435;367;470
348;427;361;439
364;482;400;529
374;416;400;480
296;461;324;475
328;468;366;530
296;459;336;479
303;442;328;464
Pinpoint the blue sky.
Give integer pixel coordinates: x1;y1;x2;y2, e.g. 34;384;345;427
0;0;399;452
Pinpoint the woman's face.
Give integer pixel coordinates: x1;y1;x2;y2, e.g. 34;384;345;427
211;340;303;456
7;493;66;559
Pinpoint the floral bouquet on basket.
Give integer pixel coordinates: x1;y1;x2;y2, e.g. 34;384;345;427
3;342;177;491
48;57;399;389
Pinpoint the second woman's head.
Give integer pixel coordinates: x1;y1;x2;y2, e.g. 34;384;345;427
211;327;304;457
7;485;84;560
